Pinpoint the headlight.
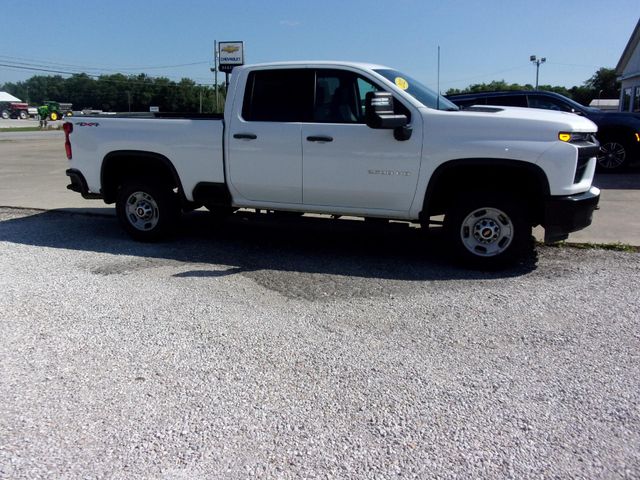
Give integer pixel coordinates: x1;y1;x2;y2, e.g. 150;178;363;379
558;132;595;143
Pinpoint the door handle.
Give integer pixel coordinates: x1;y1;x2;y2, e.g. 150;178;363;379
233;133;257;140
306;136;333;142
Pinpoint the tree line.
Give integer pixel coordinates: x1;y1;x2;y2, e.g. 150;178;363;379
1;73;227;113
445;68;620;105
1;67;619;113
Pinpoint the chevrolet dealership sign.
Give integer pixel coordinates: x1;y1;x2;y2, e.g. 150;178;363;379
218;41;244;72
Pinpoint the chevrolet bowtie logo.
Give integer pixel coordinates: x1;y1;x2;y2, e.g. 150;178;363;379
221;45;240;54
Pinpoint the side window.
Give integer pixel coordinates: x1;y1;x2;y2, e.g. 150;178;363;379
312;70;409;123
357;77;379;113
456;98;487;108
527;95;572;112
314;70;365;123
485;95;527;107
242;69;312;122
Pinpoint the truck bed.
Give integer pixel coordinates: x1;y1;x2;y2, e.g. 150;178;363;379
68;115;225;201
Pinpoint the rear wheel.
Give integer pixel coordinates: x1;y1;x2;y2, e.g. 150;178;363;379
1;110;9;119
444;195;531;268
597;139;628;171
19;110;28;120
116;181;180;241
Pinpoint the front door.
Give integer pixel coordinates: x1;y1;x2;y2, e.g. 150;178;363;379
302;69;423;212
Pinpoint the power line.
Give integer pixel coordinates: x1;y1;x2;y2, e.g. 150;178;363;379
0;54;209;73
0;61;215;87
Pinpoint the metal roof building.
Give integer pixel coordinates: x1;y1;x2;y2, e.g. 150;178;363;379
0;91;22;102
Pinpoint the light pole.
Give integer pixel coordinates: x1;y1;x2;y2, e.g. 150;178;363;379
530;55;546;90
211;40;219;112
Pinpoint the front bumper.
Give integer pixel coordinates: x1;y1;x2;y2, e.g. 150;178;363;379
543;186;600;243
66;169;103;199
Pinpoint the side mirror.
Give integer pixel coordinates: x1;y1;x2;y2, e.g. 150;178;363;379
365;92;408;129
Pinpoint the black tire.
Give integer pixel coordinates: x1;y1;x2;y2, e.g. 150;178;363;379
597;138;629;172
1;110;9;120
116;181;180;241
444;194;532;268
19;110;28;120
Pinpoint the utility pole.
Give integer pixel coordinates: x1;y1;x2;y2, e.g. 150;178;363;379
211;40;219;112
530;55;546;90
436;45;440;110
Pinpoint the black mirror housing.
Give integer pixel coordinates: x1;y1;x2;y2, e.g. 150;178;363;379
365;92;408;129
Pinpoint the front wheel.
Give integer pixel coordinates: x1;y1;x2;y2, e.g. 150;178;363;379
1;110;9;119
116;181;180;241
444;195;532;268
50;111;59;121
597;139;628;171
19;110;28;119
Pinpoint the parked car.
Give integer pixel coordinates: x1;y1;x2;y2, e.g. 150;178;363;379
64;61;600;268
446;90;640;171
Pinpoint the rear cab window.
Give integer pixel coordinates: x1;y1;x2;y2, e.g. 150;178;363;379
242;69;313;122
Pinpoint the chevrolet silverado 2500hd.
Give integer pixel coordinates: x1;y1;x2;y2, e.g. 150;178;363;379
64;61;600;267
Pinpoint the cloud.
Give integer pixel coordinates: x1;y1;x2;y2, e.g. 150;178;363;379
279;20;301;27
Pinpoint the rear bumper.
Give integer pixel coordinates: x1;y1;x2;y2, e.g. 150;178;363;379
66;169;103;199
543;186;600;243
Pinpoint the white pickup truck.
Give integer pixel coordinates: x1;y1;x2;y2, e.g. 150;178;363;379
64;61;600;267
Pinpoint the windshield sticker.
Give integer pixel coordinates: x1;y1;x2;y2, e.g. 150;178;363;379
395;77;409;90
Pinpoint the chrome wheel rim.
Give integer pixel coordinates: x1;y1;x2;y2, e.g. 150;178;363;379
125;191;159;231
598;142;626;170
460;207;513;257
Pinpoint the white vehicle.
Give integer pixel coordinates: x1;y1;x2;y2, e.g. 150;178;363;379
64;61;600;267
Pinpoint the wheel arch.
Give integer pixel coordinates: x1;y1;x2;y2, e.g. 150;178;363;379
421;158;550;224
101;150;184;204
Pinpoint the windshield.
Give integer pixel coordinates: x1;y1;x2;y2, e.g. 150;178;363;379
374;69;458;111
560;95;599;114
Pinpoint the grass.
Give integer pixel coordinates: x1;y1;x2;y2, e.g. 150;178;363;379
0;127;53;133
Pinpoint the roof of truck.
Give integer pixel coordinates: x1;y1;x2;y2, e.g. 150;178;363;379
237;61;389;70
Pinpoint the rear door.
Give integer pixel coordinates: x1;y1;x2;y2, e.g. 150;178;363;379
301;69;422;211
227;68;313;204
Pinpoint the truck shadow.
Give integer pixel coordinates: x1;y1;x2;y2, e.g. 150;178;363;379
0;208;538;281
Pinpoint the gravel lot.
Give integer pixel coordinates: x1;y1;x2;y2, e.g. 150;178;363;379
1;207;639;479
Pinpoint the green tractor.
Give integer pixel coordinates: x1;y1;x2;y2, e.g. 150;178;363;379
42;101;73;121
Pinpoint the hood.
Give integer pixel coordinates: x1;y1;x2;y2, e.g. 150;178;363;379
443;105;598;134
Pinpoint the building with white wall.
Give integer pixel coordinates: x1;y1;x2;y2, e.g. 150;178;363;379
616;19;640;112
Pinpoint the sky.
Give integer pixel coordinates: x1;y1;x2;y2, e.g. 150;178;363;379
1;0;638;93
